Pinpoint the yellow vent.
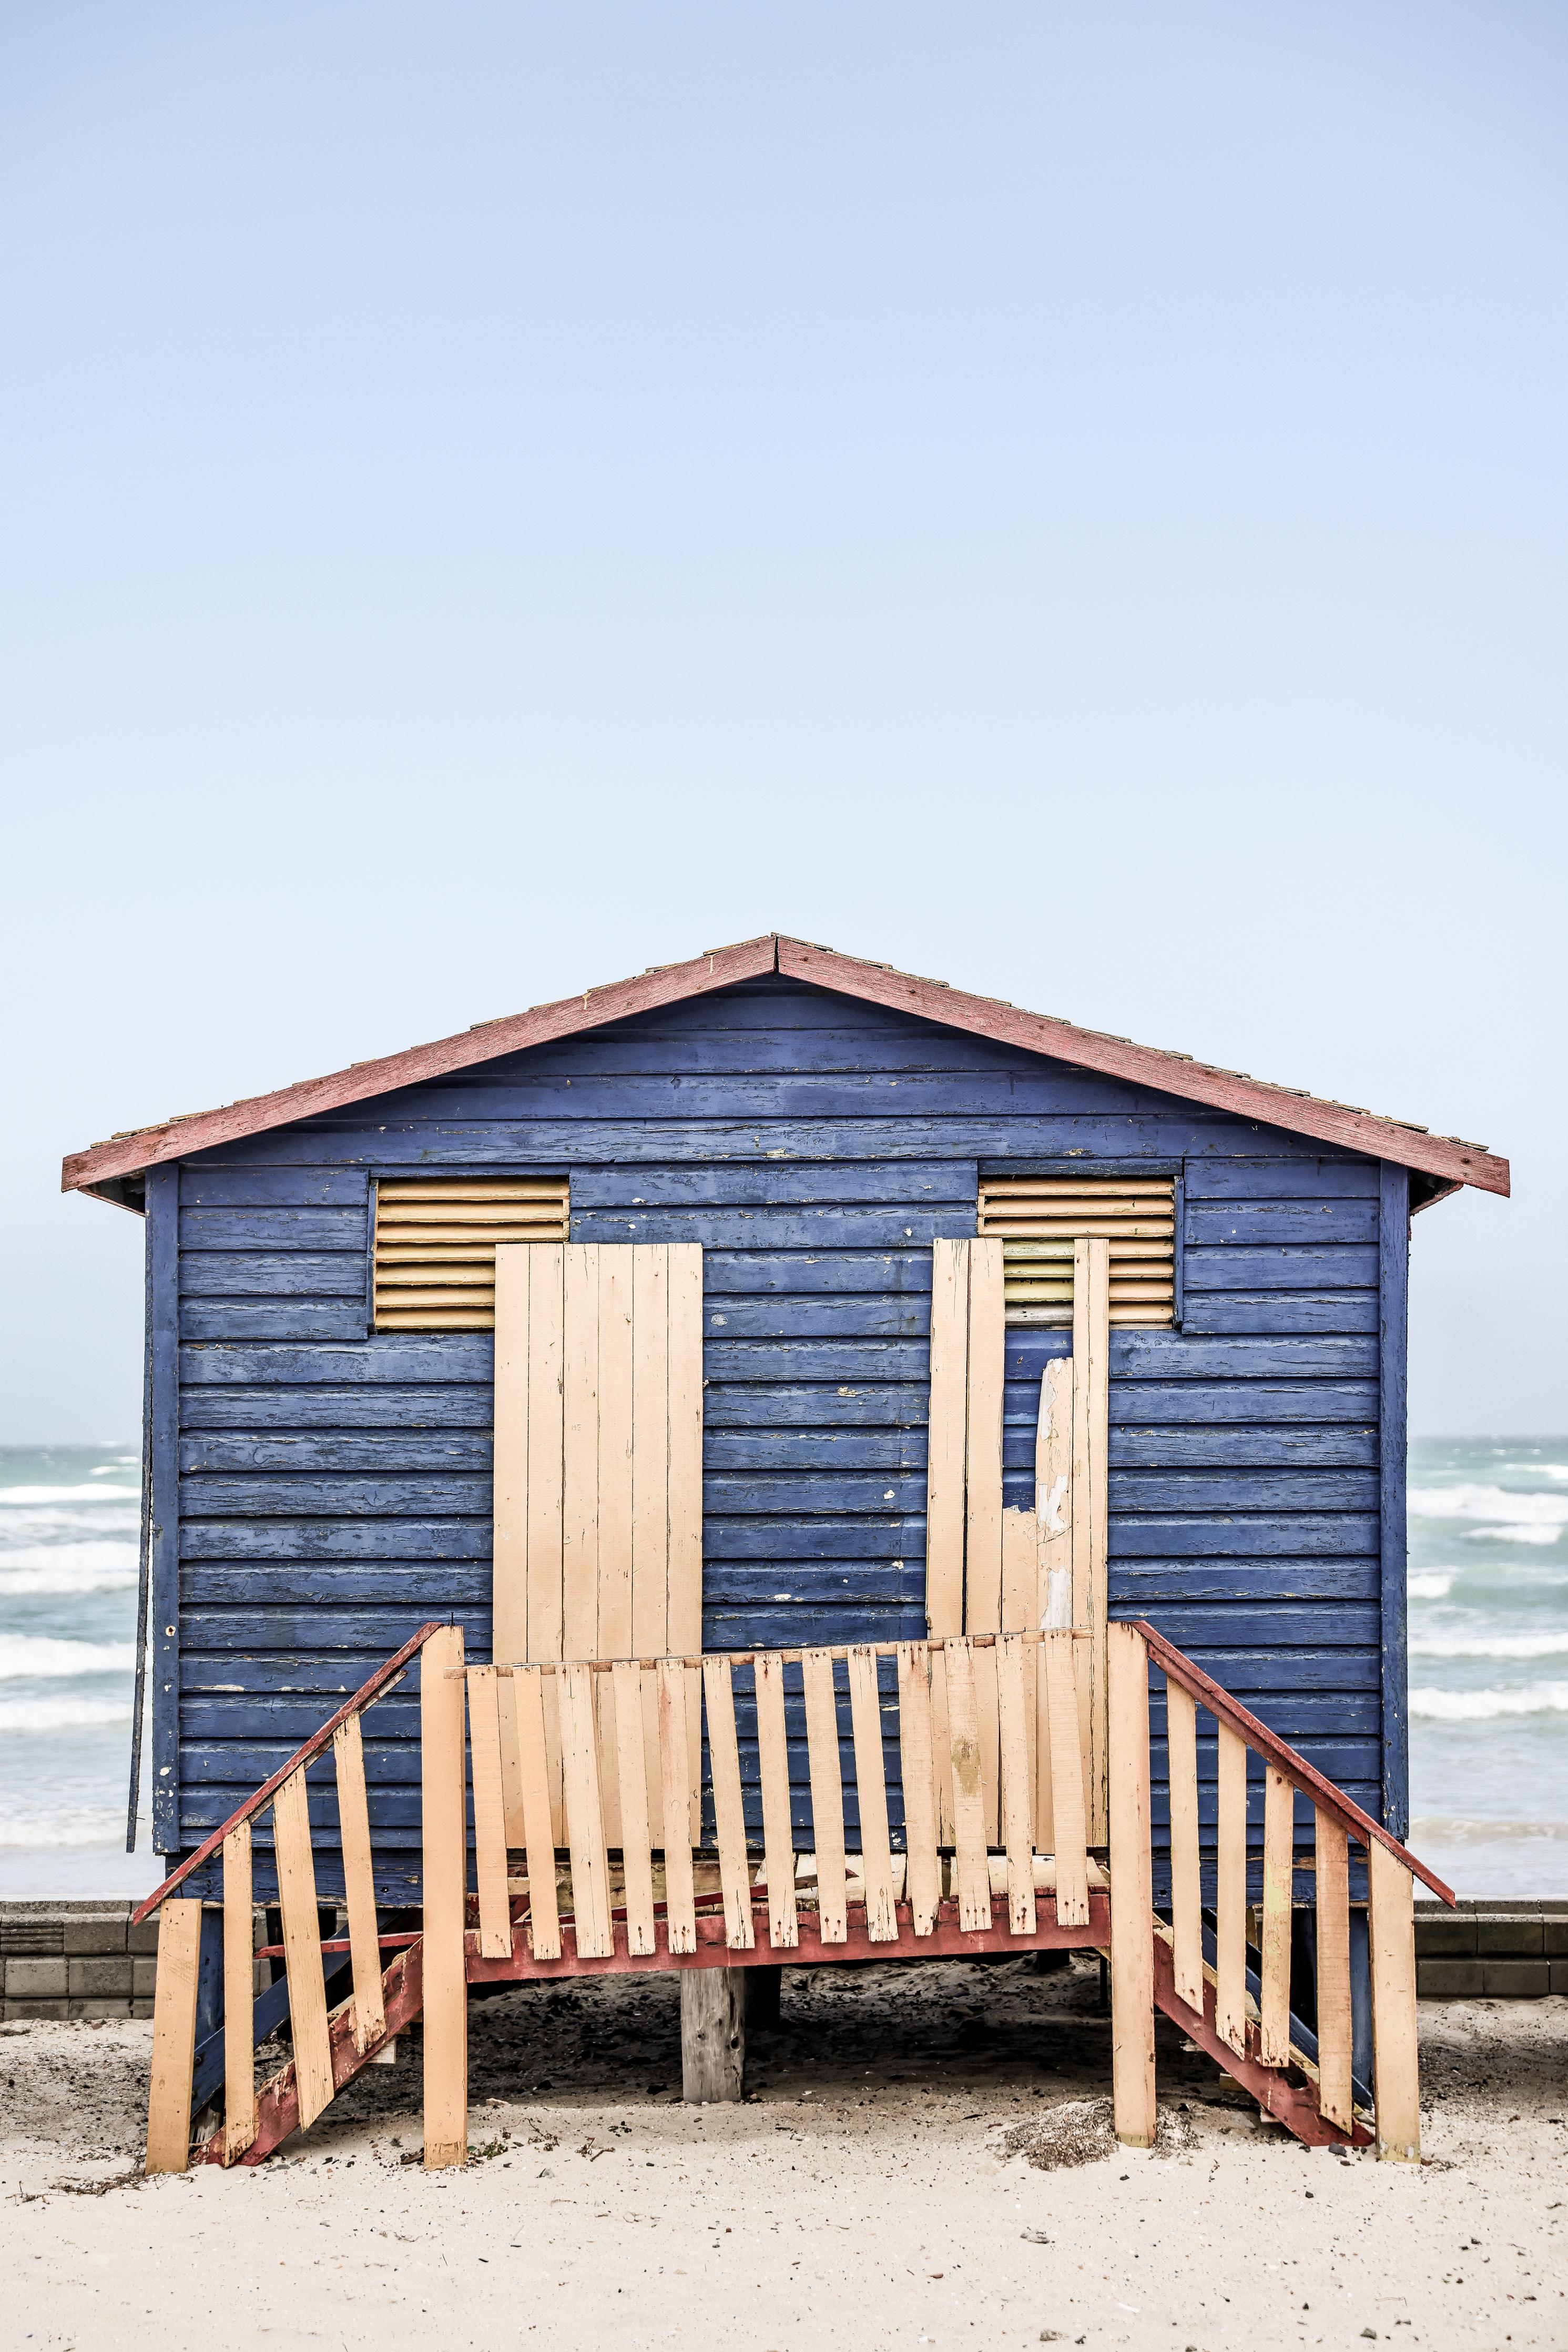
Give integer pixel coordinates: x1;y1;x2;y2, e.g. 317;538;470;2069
977;1175;1177;1328
372;1179;571;1331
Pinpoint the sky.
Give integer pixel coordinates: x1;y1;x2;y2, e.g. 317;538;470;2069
2;1;1564;1441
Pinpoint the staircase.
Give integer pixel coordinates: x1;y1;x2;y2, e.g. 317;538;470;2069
136;1619;1450;2175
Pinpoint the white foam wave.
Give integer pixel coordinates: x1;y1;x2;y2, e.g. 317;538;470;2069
1410;1630;1568;1660
0;1485;139;1505
0;1543;138;1597
0;1507;139;1543
0;1814;128;1849
1410;1483;1568;1529
1408;1570;1455;1600
1465;1524;1562;1546
1410;1680;1568;1721
0;1697;130;1732
0;1636;136;1680
1409;1817;1568;1847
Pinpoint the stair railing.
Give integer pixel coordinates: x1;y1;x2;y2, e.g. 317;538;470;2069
1107;1617;1455;2163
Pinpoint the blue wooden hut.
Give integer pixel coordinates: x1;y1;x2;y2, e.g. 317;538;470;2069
63;934;1509;1906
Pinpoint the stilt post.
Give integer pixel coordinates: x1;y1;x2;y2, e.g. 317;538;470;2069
1107;1620;1156;2148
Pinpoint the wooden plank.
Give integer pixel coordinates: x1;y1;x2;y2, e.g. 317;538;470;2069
145;1897;203;2174
895;1641;941;1935
1368;1839;1420;2163
925;1238;968;1845
1073;1235;1112;1842
1001;1507;1041;1848
965;1238;1006;1841
1314;1810;1353;2133
847;1647;897;1943
561;1243;602;1665
332;1712;387;2046
1043;1629;1089;1928
1036;1353;1072;1838
273;1766;334;2131
801;1649;848;1944
612;1658;657;1957
497;1672;526;1848
755;1651;800;1949
1259;1766;1294;2067
525;1242;566;1665
1214;1721;1249;2056
465;1666;513;1961
681;1967;745;2103
221;1829;256;2163
558;1659;613;1960
1165;1678;1203;2011
666;1242;706;1841
1106;1620;1156;2149
995;1633;1036;1935
492;1243;531;1668
420;1621;468;2168
630;1244;670;1662
943;1638;990;1932
702;1655;756;1951
657;1658;698;1955
514;1667;561;1962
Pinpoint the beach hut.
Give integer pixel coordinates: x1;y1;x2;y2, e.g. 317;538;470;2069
63;935;1506;2167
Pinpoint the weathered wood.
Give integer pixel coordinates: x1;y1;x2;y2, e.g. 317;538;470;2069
926;1239;968;1846
146;1898;203;2175
847;1647;897;1942
465;1667;513;1961
895;1641;941;1935
1035;1354;1072;1837
525;1243;567;1671
966;1238;1006;1840
680;1966;745;2103
1165;1679;1203;2011
667;1241;706;1834
1259;1767;1294;2067
332;1712;388;2043
755;1652;800;1950
944;1638;991;1932
801;1649;848;1943
1368;1839;1420;2163
1314;1809;1353;2133
273;1767;334;2131
513;1666;562;1961
1106;1621;1156;2149
1001;1506;1041;1852
612;1659;657;1957
1073;1236;1112;1842
492;1243;532;1669
994;1634;1036;1934
420;1623;468;2168
558;1659;613;1960
656;1658;698;1954
221;1831;257;2163
1214;1722;1248;2057
702;1655;756;1952
1044;1628;1088;1928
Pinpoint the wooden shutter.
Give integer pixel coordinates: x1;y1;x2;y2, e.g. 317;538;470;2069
977;1175;1176;1327
372;1179;569;1330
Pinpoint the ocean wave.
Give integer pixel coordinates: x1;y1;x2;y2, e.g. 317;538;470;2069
0;1696;130;1732
1407;1570;1455;1600
0;1485;139;1505
1409;1817;1568;1847
0;1542;138;1596
1464;1524;1562;1546
0;1507;139;1544
1409;1630;1568;1659
0;1814;128;1850
1409;1483;1568;1529
1410;1680;1568;1721
0;1635;136;1680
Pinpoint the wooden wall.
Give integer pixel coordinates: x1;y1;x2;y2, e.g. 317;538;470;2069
155;975;1403;1897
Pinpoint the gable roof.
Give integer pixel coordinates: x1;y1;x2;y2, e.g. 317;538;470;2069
61;931;1510;1208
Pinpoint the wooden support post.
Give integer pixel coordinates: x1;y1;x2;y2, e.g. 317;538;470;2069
1106;1621;1155;2150
221;1827;257;2162
421;1623;468;2169
681;1967;746;2103
1368;1840;1420;2163
146;1898;203;2175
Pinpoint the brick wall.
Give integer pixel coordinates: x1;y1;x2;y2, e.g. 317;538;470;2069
1417;1901;1568;2000
1;1902;161;2019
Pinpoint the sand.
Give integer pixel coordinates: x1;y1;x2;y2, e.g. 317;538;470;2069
3;1953;1565;2350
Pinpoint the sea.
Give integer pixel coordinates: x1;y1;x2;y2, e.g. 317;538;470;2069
0;1438;1564;1900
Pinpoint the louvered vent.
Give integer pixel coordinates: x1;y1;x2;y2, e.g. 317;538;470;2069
976;1175;1177;1327
372;1179;571;1331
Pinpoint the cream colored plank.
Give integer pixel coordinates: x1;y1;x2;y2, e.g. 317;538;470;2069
1165;1680;1203;2011
755;1652;800;1950
596;1244;635;1657
492;1243;532;1667
1214;1722;1249;2056
925;1239;969;1844
525;1243;567;1667
332;1712;388;2047
1035;1355;1073;1841
465;1666;513;1961
612;1659;657;1957
1001;1507;1041;1851
895;1642;941;1936
802;1649;849;1944
996;1633;1037;1935
665;1244;705;1840
1106;1621;1156;2149
561;1243;602;1666
221;1828;257;2163
1314;1810;1353;2133
1044;1629;1089;1928
514;1667;562;1962
656;1658;698;1954
1259;1767;1295;2068
145;1897;203;2175
273;1766;334;2132
421;1624;469;2168
630;1244;670;1657
1368;1840;1420;2163
558;1659;613;1960
702;1655;756;1951
497;1673;526;1848
1073;1236;1112;1842
943;1638;991;1932
847;1647;897;1943
965;1239;1006;1842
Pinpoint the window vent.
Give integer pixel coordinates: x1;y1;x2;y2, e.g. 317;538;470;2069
372;1179;571;1331
976;1175;1177;1328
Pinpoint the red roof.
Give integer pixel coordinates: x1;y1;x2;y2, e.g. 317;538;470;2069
61;933;1509;1205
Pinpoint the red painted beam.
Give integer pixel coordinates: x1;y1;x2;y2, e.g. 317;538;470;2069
1150;1933;1371;2150
212;1939;427;2168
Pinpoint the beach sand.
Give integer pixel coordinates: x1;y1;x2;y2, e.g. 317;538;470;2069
3;1953;1564;2350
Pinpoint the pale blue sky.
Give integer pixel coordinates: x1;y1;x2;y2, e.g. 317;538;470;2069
3;3;1564;1438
